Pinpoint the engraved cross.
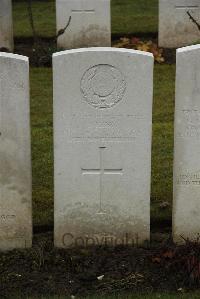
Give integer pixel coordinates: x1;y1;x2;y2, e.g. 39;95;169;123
81;147;123;214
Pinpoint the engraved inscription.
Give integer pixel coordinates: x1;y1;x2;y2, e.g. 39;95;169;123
71;114;145;138
176;172;200;185
175;5;199;9
71;9;95;14
183;109;200;123
175;0;199;9
81;64;126;109
0;215;16;221
81;147;123;214
177;109;200;138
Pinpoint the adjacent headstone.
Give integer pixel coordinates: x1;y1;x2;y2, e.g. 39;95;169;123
0;53;32;250
53;48;153;248
173;44;200;243
0;0;13;51
159;0;200;48
56;0;111;49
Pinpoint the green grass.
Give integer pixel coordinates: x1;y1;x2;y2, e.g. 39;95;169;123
152;64;175;222
112;0;158;35
13;0;158;39
30;68;53;226
13;1;56;38
30;64;175;227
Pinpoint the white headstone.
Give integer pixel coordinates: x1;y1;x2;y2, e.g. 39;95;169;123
53;48;153;248
173;44;200;243
56;0;111;49
159;0;200;48
0;53;32;250
0;0;13;51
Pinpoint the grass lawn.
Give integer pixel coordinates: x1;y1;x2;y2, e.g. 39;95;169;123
13;0;158;39
152;64;175;223
112;0;158;35
13;1;56;38
30;68;53;226
30;64;175;227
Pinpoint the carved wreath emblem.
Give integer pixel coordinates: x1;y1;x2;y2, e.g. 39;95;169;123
81;64;126;109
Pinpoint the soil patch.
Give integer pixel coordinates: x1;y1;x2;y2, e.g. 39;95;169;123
0;231;200;298
12;36;176;67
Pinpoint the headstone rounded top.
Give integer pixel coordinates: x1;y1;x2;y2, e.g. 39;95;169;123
81;64;126;109
53;47;154;58
177;44;200;54
0;52;28;62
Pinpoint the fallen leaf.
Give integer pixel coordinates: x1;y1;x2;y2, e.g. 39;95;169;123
97;275;104;281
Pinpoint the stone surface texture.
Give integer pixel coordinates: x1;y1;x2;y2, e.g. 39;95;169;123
0;0;13;51
159;0;200;48
56;0;111;49
53;48;153;248
0;53;32;250
174;44;200;243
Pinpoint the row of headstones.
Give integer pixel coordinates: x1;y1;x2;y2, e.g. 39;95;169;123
0;0;111;51
1;45;200;251
1;0;200;51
